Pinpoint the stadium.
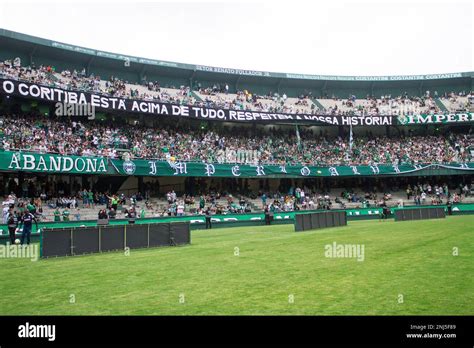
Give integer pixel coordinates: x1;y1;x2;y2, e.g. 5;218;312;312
0;24;473;320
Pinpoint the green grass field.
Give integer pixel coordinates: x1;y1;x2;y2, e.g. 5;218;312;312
0;216;473;315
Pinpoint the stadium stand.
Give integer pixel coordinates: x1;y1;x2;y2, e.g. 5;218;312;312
1;113;473;165
0;29;472;224
2;59;473;116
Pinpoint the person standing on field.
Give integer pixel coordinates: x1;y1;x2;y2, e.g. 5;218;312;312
19;210;38;246
6;206;19;244
264;205;271;225
205;208;212;229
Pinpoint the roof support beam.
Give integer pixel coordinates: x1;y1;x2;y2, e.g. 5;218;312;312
29;46;37;66
235;76;241;92
86;57;94;76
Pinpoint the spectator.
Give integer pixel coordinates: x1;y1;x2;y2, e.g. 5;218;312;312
6;206;19;244
62;208;70;222
19;209;38;245
53;208;61;222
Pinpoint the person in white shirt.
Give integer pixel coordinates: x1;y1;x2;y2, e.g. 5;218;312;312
177;203;185;217
3;203;11;224
421;192;427;204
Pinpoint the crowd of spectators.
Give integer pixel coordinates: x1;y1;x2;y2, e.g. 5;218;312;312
2;178;472;223
0;58;197;105
1;113;472;166
325;94;442;116
1;188;256;222
262;180;473;214
439;91;474;113
2;58;472;116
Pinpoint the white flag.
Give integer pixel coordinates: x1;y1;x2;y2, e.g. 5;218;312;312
349;123;353;152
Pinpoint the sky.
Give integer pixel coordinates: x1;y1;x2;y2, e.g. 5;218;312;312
0;0;472;76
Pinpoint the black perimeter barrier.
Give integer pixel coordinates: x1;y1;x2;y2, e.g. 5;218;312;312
394;207;446;221
41;222;190;258
294;211;347;232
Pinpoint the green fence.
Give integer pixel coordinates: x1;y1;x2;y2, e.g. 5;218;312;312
1;203;473;244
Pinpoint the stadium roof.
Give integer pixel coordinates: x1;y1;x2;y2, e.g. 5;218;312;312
1;28;472;84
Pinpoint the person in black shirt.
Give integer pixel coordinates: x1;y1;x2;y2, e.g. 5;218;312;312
384;206;390;219
108;208;116;219
6;206;19;244
264;206;271;225
128;207;137;219
19;210;38;246
447;200;453;215
381;203;390;220
205;208;212;229
98;209;108;219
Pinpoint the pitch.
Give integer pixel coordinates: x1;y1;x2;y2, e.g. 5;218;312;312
0;216;472;315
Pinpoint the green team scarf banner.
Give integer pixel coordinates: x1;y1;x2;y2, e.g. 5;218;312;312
397;112;474;125
2;151;474;178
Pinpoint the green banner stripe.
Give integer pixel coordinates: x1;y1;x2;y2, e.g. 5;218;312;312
1;151;473;178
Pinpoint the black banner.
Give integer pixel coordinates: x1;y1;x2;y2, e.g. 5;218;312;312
0;316;473;345
0;78;394;126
